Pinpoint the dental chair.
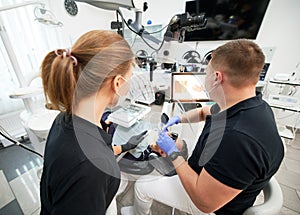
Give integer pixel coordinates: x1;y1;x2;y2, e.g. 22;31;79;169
242;177;283;215
9;75;59;155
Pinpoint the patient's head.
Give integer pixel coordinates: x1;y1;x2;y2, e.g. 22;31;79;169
150;137;188;159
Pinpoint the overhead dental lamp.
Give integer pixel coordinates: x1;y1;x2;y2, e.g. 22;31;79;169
75;0;143;11
74;0;160;44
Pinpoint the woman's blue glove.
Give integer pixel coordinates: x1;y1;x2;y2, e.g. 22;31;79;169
162;115;181;132
156;132;179;156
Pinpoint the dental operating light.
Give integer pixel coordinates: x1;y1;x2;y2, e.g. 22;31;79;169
74;0;160;44
75;0;143;11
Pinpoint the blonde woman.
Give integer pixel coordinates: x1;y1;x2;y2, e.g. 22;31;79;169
40;30;146;214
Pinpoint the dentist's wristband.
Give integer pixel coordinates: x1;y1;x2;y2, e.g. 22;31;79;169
169;151;182;161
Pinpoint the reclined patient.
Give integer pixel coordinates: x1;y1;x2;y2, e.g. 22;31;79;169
123;132;187;160
118;133;188;176
101;111;188;176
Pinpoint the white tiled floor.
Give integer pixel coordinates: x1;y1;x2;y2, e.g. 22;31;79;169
0;132;300;214
0;140;43;215
0;170;14;209
9;167;41;215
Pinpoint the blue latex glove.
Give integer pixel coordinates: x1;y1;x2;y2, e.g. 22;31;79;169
156;132;179;156
162;115;181;132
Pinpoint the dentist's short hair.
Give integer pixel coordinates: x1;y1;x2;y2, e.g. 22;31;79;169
211;39;265;88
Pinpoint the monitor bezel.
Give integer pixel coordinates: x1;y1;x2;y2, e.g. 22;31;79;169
170;72;210;103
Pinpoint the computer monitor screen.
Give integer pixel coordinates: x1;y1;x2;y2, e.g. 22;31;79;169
184;0;270;41
171;72;209;102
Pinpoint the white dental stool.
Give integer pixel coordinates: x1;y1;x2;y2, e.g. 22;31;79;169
243;177;283;215
9;85;59;155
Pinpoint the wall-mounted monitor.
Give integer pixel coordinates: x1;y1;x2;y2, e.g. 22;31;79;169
184;0;270;41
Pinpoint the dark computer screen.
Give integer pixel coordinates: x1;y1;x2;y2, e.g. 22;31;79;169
184;0;270;41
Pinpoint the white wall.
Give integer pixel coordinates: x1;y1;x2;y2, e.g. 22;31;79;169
256;0;300;79
50;0;300;79
49;0;117;43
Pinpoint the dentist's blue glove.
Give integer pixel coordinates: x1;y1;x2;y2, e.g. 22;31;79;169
162;115;181;132
156;132;179;156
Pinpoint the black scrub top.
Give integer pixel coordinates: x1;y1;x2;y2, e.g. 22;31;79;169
188;94;284;214
40;112;120;215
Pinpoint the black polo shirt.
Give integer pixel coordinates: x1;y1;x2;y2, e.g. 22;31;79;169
188;93;284;215
40;112;120;215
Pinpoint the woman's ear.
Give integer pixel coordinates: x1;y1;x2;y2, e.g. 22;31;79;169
111;75;122;93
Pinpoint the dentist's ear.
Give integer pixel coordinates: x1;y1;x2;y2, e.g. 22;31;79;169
213;72;223;86
215;71;223;83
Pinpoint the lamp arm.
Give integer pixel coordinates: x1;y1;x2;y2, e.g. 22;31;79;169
75;0;143;11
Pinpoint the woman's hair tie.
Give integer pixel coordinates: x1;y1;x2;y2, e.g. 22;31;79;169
55;48;78;66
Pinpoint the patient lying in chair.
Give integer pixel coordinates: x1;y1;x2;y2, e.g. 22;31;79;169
118;132;188;176
101;111;188;176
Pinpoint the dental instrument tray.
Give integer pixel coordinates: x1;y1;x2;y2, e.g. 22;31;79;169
108;103;151;128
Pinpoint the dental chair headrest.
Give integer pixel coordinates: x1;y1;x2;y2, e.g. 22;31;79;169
118;152;155;175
